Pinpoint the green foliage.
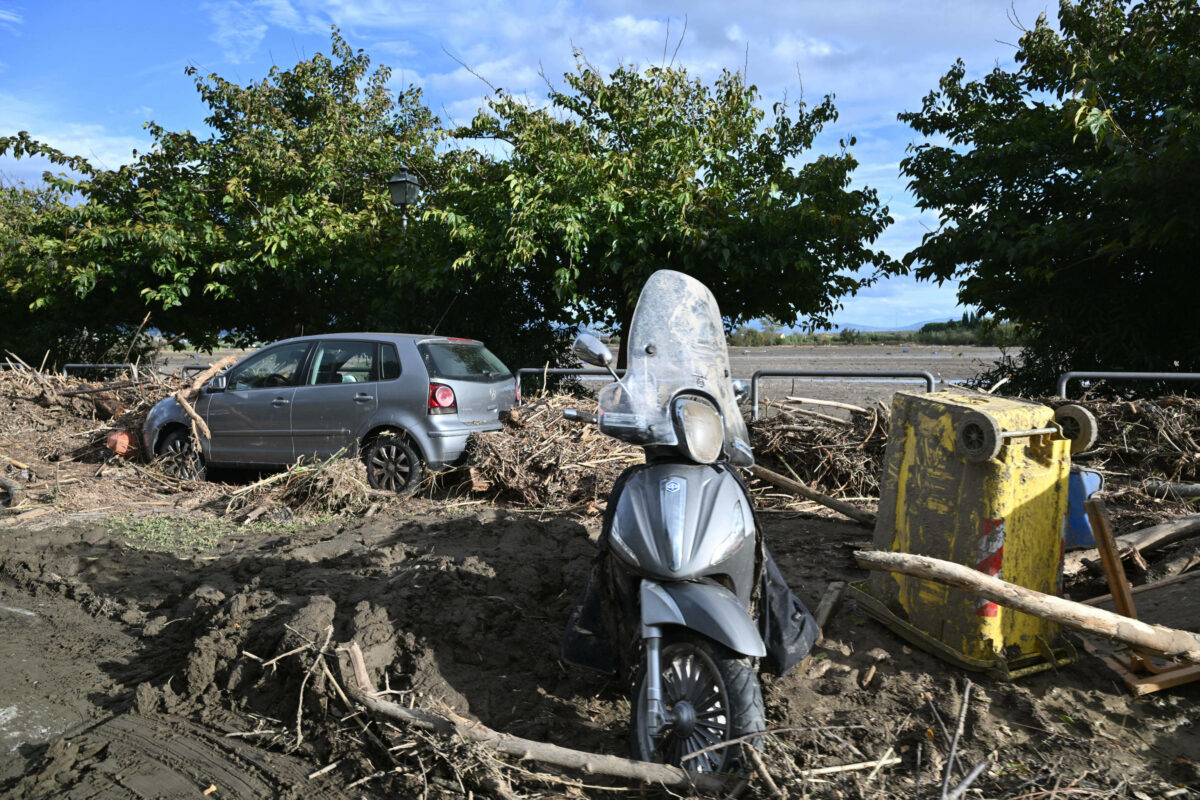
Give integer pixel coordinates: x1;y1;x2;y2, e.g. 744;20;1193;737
901;0;1200;394
432;55;898;362
0;30;567;369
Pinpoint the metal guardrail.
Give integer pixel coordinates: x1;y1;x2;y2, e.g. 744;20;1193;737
515;367;626;402
64;362;140;380
1056;371;1200;398
750;369;937;421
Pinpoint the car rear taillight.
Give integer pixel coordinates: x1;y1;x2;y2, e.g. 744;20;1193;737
428;383;457;414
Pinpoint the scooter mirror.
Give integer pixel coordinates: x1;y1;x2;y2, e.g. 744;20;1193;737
572;333;614;368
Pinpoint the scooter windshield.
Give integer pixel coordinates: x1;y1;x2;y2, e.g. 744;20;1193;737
597;270;753;467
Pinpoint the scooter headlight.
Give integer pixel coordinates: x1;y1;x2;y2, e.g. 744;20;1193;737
673;397;724;464
709;500;749;567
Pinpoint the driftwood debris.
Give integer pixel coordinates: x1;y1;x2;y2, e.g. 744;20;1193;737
751;465;876;527
783;396;870;415
343;642;729;795
171;356;237;442
854;549;1200;664
1065;513;1200;577
814;580;847;645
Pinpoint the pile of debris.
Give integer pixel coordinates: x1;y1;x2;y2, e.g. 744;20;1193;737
750;396;891;502
465;395;641;508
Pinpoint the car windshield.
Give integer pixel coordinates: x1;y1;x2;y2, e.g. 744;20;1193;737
418;342;511;382
596;270;752;466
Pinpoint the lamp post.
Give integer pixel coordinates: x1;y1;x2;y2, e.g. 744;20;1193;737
387;167;422;231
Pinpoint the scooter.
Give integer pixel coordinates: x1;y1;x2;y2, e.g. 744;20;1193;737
562;270;817;773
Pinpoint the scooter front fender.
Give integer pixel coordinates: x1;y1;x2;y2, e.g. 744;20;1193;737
640;580;766;658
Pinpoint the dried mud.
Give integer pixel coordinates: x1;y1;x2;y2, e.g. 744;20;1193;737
0;506;1196;798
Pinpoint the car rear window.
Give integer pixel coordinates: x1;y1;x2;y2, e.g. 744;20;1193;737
418;342;511;382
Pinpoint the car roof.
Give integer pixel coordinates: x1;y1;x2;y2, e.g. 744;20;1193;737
267;332;483;346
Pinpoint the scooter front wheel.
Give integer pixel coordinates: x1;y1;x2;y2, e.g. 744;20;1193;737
631;633;764;773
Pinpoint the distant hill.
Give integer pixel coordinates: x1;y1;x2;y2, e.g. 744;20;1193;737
780;318;960;334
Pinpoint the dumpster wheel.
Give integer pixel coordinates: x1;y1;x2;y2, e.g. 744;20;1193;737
1055;404;1098;454
956;411;1001;462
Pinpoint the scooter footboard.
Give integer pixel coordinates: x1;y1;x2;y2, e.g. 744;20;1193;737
640;580;766;658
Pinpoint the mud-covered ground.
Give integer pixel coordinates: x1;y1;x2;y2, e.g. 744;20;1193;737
0;502;1195;798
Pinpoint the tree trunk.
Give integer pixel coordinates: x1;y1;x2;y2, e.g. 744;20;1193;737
854;549;1200;663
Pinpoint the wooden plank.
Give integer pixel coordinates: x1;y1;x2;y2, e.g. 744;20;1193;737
1085;499;1139;620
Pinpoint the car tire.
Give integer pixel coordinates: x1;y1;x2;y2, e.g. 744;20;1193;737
156;428;207;481
364;433;424;495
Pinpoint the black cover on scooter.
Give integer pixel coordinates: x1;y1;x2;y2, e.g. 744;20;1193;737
756;547;818;675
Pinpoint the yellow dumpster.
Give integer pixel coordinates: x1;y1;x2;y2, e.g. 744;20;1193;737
851;390;1077;677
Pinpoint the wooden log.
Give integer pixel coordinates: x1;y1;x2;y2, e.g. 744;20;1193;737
778;407;849;426
1065;514;1200;577
854;550;1200;663
784;396;870;414
751;465;876;528
814;581;846;645
1120;513;1200;554
0;474;20;507
343;643;729;795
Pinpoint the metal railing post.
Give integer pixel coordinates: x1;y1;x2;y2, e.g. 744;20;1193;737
63;363;140;380
514;368;626;403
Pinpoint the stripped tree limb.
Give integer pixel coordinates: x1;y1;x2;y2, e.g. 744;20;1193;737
1065;514;1200;577
187;355;238;395
751;465;876;527
343;642;729;795
170;355;238;443
784;396;869;414
173;392;211;440
779;407;849;426
855;550;1200;663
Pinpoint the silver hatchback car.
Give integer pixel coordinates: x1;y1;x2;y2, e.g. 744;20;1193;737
143;333;518;493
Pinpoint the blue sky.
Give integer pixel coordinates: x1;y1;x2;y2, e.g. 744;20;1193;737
0;0;1056;330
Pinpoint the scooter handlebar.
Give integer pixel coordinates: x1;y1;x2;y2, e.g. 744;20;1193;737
562;408;598;425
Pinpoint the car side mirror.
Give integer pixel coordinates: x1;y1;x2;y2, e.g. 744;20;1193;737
572;333;614;368
207;375;227;392
732;379;750;403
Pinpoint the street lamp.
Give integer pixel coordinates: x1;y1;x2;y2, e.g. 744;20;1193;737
388;167;422;231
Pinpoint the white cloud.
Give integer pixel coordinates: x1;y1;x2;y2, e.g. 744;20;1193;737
0;7;21;27
0;92;151;185
204;1;271;62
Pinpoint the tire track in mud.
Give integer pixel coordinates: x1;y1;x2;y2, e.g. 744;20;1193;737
8;713;342;799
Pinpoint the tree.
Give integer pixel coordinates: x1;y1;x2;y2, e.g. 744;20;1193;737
431;56;897;364
0;29;571;370
900;0;1200;394
1;30;447;356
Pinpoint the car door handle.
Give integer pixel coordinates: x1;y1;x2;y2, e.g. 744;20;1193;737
272;397;290;407
354;393;374;403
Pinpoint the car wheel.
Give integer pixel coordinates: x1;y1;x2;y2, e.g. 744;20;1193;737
365;434;424;495
156;428;207;481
